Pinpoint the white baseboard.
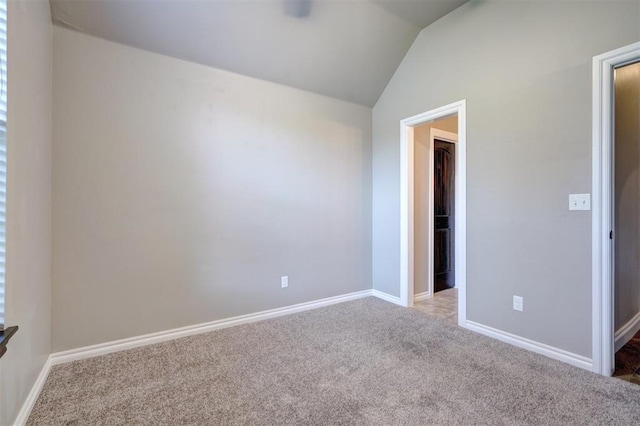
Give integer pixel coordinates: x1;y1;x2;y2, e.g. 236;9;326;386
13;356;52;426
615;311;640;352
414;292;431;302
465;320;593;372
50;290;372;365
371;289;403;306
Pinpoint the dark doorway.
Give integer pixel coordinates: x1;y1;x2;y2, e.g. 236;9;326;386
434;139;455;292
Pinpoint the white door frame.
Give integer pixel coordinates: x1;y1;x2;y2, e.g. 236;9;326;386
400;100;467;328
592;41;640;376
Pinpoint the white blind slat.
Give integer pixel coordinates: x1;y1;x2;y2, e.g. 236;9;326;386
0;0;6;328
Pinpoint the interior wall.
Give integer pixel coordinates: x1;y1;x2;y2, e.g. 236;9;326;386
52;27;372;352
372;0;640;358
0;0;52;423
413;116;457;295
614;61;640;331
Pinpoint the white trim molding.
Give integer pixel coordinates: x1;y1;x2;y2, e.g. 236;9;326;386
592;41;640;376
400;100;467;328
372;289;403;306
13;356;52;426
614;311;640;353
400;123;416;308
414;292;431;302
466;321;593;372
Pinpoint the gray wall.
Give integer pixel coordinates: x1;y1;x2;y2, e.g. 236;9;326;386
0;0;52;423
52;28;372;352
615;61;640;330
372;0;640;357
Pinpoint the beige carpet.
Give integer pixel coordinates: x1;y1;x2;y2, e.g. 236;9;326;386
29;297;640;425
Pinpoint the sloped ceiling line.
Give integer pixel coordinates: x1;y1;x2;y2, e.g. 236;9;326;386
49;0;468;107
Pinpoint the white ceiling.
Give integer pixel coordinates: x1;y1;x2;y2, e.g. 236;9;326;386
49;0;467;107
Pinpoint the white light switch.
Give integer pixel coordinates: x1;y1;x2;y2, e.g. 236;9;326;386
569;194;591;211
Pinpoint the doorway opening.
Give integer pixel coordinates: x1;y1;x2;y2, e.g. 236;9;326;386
413;120;458;322
592;42;640;376
612;60;640;381
399;100;467;328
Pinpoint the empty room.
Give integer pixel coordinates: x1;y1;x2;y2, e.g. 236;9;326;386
2;0;640;424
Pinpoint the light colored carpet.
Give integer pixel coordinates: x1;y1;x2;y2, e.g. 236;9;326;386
28;297;640;425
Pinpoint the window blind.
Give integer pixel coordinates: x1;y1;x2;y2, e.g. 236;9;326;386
0;0;7;330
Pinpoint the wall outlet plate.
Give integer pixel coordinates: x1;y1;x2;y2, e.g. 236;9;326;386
513;295;523;312
569;193;591;211
281;276;288;288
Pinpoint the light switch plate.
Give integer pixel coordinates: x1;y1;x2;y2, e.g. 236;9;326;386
569;194;591;211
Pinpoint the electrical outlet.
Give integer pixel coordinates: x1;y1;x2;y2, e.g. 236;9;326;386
569;194;590;211
513;295;523;312
281;276;288;288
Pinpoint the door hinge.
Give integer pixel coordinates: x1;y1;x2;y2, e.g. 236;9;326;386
610;230;613;240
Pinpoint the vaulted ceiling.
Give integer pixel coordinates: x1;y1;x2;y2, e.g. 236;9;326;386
49;0;467;107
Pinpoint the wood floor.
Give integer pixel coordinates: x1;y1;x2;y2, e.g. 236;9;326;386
412;288;457;323
614;329;640;385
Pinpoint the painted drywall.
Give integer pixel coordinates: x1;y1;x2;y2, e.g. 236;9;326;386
52;27;372;352
614;61;640;331
0;0;52;423
372;0;640;357
414;117;457;295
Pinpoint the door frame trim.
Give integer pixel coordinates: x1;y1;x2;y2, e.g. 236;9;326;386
592;41;640;376
399;99;466;328
427;128;458;297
